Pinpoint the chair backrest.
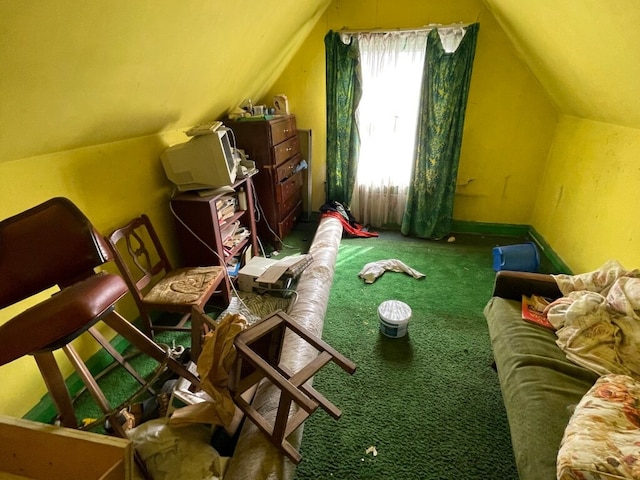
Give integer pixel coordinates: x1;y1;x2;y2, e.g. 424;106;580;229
0;197;111;309
106;214;173;302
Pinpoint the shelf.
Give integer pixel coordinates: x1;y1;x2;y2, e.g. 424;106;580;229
219;209;245;228
170;176;259;304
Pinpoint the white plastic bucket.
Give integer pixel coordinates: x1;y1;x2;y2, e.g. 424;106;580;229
378;300;412;338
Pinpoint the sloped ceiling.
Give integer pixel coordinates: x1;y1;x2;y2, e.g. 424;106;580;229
483;0;640;130
3;0;637;165
0;1;331;163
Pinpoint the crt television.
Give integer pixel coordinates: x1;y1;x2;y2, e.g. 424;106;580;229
161;126;237;192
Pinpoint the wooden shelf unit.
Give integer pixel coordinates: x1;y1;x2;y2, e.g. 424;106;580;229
170;175;259;301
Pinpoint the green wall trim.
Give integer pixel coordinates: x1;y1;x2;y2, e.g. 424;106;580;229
452;220;572;274
528;226;573;274
451;220;530;237
23;334;132;424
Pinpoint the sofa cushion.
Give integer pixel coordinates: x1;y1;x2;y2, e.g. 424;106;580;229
484;297;599;480
557;374;640;480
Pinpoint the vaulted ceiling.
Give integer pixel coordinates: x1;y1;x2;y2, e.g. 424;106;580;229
483;0;640;130
0;1;331;163
1;1;637;164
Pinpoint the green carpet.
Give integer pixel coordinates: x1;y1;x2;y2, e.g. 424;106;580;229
293;232;519;479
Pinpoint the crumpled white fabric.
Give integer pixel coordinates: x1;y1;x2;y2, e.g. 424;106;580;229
553;259;640;297
546;260;640;379
358;259;425;284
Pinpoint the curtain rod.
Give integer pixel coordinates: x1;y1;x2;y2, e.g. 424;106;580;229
339;23;470;36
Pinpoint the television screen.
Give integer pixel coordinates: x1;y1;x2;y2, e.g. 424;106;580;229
161;127;237;192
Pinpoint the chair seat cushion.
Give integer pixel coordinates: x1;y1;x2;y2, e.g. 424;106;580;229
144;267;224;305
0;272;128;366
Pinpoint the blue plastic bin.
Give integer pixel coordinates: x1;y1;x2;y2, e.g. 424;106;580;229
492;242;540;272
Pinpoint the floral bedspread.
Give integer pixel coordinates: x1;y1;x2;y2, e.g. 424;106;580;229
546;260;640;379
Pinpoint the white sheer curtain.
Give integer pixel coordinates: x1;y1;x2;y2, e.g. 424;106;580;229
350;31;428;227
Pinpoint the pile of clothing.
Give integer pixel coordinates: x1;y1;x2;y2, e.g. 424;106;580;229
320;201;378;238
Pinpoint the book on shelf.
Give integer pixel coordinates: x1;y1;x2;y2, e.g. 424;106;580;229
218;205;236;222
224;227;250;249
221;221;240;247
217;196;237;222
521;294;555;330
216;194;236;210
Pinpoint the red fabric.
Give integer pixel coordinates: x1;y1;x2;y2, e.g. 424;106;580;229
321;212;379;238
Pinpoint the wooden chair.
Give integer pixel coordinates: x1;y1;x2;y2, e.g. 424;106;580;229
106;214;225;361
0;198;201;457
229;310;357;464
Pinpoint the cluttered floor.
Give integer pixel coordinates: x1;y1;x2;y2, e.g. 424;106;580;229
60;218;319;479
62;220;539;479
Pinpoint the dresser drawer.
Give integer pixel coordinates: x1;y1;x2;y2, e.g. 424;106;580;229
273;136;300;166
270;116;297;145
277;201;303;240
278;185;302;221
276;170;303;204
275;154;302;183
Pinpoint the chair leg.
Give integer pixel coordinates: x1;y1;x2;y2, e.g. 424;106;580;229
102;310;201;389
273;392;294;443
63;344;112;414
230;311;357;464
88;326;156;395
33;351;78;428
191;309;203;363
138;310;155;339
189;307;217;363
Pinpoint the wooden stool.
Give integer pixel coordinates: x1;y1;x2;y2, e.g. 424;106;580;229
230;310;356;464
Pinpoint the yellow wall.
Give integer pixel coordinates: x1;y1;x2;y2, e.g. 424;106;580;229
0;1;330;163
531;116;640;272
263;0;558;221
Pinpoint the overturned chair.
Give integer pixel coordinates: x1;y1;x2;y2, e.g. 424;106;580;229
0;197;200;437
231;310;356;464
188;307;356;465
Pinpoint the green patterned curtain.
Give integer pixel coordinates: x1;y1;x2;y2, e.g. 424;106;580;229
324;30;362;206
401;23;479;239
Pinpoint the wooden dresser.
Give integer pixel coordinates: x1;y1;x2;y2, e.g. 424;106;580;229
226;114;304;248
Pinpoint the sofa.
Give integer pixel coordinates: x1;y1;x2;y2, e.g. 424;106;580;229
223;215;344;480
483;270;600;480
